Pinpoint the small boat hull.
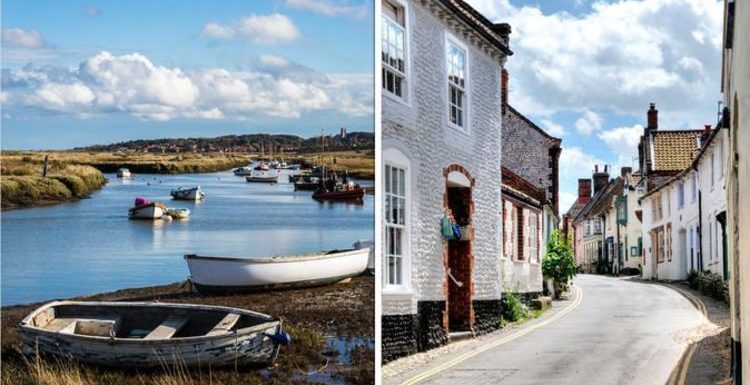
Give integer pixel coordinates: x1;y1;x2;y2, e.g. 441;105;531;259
116;169;131;178
18;301;284;368
312;188;365;201
185;248;369;292
128;203;165;219
165;208;190;219
245;175;278;183
170;186;204;201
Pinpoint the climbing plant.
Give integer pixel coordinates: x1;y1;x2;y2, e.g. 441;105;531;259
542;230;577;299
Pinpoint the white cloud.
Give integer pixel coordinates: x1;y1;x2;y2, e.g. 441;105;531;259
1;28;45;49
540;118;565;137
286;0;367;18
574;110;601;135
2;51;372;121
466;0;723;127
202;14;300;45
559;146;601;180
559;191;577;215
598;124;643;167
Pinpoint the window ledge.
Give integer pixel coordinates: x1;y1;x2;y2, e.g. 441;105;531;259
382;288;414;298
383;90;410;107
447;121;471;136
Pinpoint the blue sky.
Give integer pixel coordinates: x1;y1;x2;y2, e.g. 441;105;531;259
466;0;724;212
1;0;373;149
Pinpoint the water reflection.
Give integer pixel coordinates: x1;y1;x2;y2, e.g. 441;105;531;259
1;169;374;305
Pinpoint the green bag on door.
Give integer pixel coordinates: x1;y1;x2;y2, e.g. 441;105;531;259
441;215;455;240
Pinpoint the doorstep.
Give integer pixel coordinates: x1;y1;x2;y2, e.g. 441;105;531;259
448;330;474;343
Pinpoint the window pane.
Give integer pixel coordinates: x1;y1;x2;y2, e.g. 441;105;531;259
398;168;405;196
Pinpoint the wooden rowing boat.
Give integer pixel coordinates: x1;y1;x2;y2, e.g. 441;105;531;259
18;301;289;368
185;248;369;293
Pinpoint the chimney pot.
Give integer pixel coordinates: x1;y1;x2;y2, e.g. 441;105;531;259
647;103;658;130
595;164;599;173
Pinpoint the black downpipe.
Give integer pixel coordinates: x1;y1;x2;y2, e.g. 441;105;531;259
698;190;703;271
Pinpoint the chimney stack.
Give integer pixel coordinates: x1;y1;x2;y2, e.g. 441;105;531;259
578;179;592;202
593;164;609;195
647;103;658;131
492;22;512;46
700;124;713;148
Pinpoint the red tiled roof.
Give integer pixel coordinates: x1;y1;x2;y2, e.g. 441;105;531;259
652;130;702;171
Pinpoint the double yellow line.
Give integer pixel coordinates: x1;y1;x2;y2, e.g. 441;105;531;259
399;286;584;385
665;285;708;385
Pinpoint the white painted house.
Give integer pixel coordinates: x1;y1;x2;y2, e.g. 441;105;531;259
380;0;512;362
640;124;728;281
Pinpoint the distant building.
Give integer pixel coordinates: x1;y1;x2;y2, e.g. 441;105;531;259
500;69;562;300
638;103;727;281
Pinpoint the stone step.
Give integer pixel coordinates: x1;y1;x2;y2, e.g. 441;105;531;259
448;331;474;343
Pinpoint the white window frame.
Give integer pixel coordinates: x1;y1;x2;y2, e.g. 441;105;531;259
677;181;684;209
507;203;516;259
529;211;539;263
444;32;470;133
381;0;411;105
383;148;412;294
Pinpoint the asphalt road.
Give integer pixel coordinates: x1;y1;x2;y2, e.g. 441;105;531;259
397;275;705;385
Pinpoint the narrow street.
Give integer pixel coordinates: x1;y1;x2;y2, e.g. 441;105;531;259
386;275;713;385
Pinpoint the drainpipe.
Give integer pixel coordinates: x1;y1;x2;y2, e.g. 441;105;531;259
698;190;703;271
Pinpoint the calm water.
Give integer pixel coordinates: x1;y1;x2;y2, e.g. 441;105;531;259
1;169;373;305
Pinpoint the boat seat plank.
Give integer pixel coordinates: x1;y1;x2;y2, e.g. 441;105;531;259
144;316;188;340
206;313;241;336
44;318;77;332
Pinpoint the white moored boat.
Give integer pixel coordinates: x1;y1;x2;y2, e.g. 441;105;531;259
18;301;289;368
170;186;205;201
185;248;369;293
128;197;166;219
116;168;131;178
245;168;279;183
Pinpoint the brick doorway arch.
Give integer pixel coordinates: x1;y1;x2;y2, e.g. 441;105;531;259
443;164;475;333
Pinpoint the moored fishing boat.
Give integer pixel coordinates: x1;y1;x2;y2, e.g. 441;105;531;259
128;197;166;219
312;184;365;201
116;168;131;178
18;301;289;368
185;248;369;293
170;186;205;201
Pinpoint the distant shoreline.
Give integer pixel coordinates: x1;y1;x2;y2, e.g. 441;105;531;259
1;150;374;210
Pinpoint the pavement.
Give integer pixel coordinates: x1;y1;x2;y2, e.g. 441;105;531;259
383;274;719;385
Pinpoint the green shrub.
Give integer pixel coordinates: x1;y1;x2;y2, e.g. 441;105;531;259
542;230;577;299
686;270;699;290
501;291;529;323
695;270;729;303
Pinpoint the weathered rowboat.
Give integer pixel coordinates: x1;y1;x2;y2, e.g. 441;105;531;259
18;301;289;368
170;186;205;201
185;248;369;293
128;201;166;219
293;176;320;191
